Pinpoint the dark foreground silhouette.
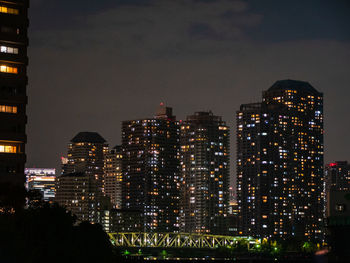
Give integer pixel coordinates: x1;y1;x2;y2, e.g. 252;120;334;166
0;201;121;263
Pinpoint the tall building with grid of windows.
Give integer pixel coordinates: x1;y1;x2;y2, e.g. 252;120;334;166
236;80;324;241
121;104;180;232
55;172;103;223
56;132;109;223
180;111;229;234
104;145;123;209
62;132;108;186
0;0;29;188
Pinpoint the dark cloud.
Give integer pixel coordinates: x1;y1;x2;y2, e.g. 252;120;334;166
245;0;350;42
189;23;219;40
30;0;259;56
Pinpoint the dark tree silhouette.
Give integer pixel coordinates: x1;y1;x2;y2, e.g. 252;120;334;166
0;203;118;263
0;182;26;213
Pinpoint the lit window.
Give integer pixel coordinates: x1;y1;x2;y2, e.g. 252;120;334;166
335;204;345;212
0;105;17;113
0;6;19;15
0;145;17;153
0;45;18;54
0;65;18;74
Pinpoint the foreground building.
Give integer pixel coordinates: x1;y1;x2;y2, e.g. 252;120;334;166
122;104;180;232
25;168;56;201
180;111;229;234
0;0;29;188
236;80;324;241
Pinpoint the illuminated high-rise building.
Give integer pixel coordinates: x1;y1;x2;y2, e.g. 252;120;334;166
56;132;109;223
0;0;29;188
236;80;324;241
62;132;108;188
104;145;123;209
122;104;180;232
180;111;229;234
25;168;56;201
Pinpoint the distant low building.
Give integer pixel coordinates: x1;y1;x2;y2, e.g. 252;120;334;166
25;168;56;201
325;161;350;216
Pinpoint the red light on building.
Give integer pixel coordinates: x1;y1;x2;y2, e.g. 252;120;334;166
329;163;337;167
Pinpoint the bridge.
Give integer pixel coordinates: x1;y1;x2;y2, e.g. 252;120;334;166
108;232;257;249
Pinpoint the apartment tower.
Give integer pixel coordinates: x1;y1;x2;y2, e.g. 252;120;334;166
180;111;229;234
237;80;324;241
121;104;180;232
56;132;109;223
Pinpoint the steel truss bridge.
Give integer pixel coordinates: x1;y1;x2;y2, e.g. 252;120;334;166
108;232;257;249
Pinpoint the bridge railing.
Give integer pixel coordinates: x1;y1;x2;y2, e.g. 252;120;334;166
108;232;257;249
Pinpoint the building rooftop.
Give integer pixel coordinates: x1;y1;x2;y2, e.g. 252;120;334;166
71;132;106;143
155;103;175;120
186;111;223;122
239;103;262;112
268;79;320;94
113;145;122;151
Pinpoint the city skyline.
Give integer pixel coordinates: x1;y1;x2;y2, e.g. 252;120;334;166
26;0;350;172
1;0;350;261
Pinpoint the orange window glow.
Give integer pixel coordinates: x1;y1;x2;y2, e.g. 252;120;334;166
0;6;19;15
0;145;17;153
0;105;17;113
0;65;18;74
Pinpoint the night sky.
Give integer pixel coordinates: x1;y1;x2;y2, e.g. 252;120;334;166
27;0;350;180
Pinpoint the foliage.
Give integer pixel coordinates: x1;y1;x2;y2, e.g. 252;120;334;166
0;202;119;263
302;241;318;253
